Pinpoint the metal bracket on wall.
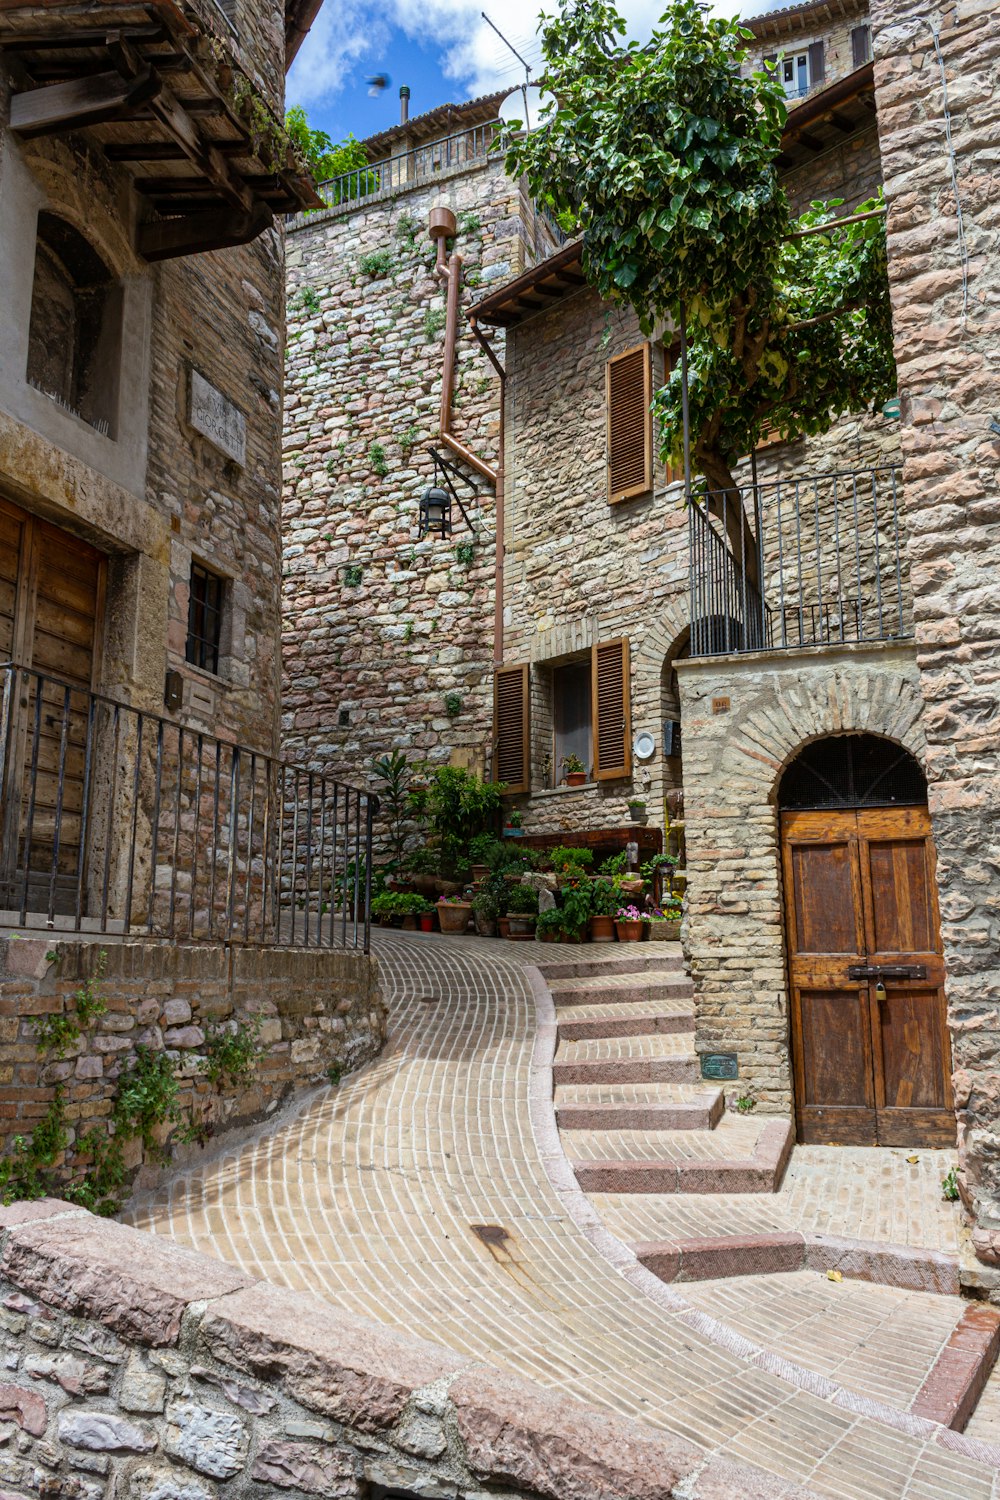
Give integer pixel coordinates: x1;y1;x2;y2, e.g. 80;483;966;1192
427;446;477;535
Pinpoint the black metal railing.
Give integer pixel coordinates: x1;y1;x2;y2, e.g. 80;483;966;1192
314;122;498;212
0;665;374;950
689;463;911;657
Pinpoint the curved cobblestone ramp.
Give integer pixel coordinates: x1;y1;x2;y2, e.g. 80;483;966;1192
128;933;1000;1499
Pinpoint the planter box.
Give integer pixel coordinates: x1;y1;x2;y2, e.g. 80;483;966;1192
507;916;536;937
646;920;681;942
437;902;472;934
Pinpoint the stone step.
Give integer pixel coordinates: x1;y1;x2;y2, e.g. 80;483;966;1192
532;946;686;981
547;975;693;1007
555;998;694;1041
565;1118;793;1195
552;1031;699;1087
555;1080;723;1131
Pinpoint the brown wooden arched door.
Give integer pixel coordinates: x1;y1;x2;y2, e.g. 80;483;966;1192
779;739;952;1148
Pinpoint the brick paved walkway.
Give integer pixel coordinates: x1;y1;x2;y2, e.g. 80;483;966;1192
127;933;999;1498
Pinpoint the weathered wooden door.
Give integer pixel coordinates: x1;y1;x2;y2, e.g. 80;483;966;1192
0;495;105;914
782;805;952;1147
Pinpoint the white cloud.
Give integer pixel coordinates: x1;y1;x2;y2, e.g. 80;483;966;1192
291;0;759;111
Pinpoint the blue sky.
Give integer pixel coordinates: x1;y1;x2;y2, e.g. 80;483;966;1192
287;1;766;147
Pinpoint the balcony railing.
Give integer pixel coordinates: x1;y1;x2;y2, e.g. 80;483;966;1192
689;463;911;657
0;665;374;951
314;122;498;212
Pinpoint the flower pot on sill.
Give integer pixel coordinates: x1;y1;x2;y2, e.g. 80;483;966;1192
437;901;472;934
589;914;616;944
615;919;644;943
565;772;587;787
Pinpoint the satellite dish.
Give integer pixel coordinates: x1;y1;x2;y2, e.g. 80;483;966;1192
498;85;555;135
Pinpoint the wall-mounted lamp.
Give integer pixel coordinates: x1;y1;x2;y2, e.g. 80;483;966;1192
417;448;477;540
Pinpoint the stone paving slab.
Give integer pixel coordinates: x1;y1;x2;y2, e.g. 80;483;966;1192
126;932;999;1499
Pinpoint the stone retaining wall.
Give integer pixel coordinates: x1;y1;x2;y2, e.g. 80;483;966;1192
0;1199;824;1500
0;939;385;1198
869;0;1000;1264
677;641;925;1111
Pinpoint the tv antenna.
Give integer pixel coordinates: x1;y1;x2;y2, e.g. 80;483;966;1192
481;11;532;88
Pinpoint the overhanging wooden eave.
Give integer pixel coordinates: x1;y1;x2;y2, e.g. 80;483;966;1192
0;0;322;261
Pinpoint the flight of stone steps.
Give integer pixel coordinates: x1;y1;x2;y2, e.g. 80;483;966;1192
536;942;792;1196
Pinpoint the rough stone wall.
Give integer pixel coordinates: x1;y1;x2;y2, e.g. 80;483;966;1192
743;1;871;90
677;642;925;1112
0;1201;824;1500
0;938;384;1199
781;122;883;218
281;159;559;811
869;0;1000;1264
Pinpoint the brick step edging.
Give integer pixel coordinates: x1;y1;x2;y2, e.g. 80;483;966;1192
532;953;686;981
635;1230;962;1296
549;981;694;1008
552;1056;700;1086
556;1091;724;1132
911;1303;1000;1430
570;1118;792;1196
556;1009;694;1040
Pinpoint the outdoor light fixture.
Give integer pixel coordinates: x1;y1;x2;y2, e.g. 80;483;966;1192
417;449;477;540
419;484;452;537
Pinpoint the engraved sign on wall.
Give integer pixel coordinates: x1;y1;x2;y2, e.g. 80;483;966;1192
189;369;246;466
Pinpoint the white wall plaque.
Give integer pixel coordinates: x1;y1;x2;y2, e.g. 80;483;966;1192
189;369;246;466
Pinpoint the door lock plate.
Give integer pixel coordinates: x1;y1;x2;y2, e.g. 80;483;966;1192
847;964;928;981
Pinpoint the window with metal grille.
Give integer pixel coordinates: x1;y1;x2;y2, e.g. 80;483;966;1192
185;562;225;675
778;734;926;810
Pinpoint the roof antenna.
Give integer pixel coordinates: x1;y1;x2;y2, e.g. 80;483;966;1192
481;10;532;91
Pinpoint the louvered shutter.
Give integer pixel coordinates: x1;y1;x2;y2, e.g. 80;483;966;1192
494;664;529;794
851;25;871;67
606;345;652;503
808;40;825;86
591;639;631;781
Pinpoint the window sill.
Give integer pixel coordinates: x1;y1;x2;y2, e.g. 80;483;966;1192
531;781;598;799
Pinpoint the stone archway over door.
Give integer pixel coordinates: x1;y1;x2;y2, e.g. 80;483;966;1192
779;738;952;1148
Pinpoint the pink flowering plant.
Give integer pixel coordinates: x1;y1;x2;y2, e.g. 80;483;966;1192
436;893;471;905
615;904;645;922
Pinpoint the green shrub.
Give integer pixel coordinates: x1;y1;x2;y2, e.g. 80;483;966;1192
423;307;446;341
559;882;592;936
359;249;393;278
589;879;619;917
506;885;539;915
549;846;594;874
536;908;563;936
203;1015;264;1090
369;441;389;477
372;891;434;918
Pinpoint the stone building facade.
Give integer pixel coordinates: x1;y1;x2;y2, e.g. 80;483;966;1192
282;93;560;798
0;0;382;1199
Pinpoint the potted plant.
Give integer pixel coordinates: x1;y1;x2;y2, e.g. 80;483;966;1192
472;883;502;938
615;903;645;942
469;833;504;885
560;753;587;787
588;879;618;943
397;892;435;930
436;893;473;934
645;904;681;942
628;797;647;824
505;884;539;938
549;846;593;886
535;908;563;944
503;807;525;837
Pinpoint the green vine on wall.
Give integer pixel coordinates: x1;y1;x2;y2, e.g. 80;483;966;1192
0;955;267;1215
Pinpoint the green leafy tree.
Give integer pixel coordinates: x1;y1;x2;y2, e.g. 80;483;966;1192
506;0;895;565
285;105;375;201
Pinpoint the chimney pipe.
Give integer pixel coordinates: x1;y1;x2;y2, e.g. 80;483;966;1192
400;85;410;125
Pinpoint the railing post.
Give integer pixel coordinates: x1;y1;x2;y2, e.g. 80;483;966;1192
363;793;377;955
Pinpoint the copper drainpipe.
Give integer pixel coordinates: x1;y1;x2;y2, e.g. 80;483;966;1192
428;206;504;663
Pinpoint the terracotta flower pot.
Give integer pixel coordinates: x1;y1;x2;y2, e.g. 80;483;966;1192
615;919;644;943
589;914;617;944
418;913;436;933
471;864;489;883
565;771;587;787
539;929;559;943
437;902;472;934
497;917;510;938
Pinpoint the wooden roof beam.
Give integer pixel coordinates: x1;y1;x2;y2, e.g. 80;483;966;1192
9;66;158;136
136;201;272;261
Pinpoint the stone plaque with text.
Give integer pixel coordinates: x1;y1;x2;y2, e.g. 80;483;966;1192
189;369;246;465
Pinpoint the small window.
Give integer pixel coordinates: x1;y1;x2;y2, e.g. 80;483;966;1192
26;213;122;436
186;562;225;675
553;660;592;785
852;24;872;67
781;51;811;98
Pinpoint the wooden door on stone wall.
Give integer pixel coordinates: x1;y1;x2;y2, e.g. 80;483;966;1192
782;805;952;1147
0;495;105;914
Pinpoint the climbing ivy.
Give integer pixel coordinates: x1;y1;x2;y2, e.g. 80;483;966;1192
506;0;896;496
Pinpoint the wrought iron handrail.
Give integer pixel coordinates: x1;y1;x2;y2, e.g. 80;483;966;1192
313;122;499;212
0;664;374;951
688;462;911;657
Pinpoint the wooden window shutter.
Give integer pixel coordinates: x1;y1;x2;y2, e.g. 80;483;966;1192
851;25;871;67
606;344;652;503
591;639;631;781
808;40;825;86
494;664;529;794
